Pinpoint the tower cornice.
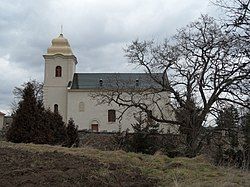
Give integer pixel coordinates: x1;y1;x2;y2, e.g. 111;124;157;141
43;54;78;64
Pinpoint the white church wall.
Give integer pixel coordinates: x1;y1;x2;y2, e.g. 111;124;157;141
67;90;134;132
67;90;178;133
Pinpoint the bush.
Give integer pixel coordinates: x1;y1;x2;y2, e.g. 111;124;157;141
65;118;79;147
124;113;161;154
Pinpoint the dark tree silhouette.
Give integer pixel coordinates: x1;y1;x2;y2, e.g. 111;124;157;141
241;109;250;169
65;118;79;147
7;82;44;143
217;105;240;147
6;81;67;145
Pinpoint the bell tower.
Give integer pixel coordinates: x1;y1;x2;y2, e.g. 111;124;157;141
43;34;77;121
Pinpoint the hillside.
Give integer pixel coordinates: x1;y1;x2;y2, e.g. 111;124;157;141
0;141;249;186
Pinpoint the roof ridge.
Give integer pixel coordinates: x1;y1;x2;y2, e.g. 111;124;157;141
74;72;162;74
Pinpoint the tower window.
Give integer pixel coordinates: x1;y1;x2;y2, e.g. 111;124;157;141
108;109;116;122
55;66;62;77
54;104;58;113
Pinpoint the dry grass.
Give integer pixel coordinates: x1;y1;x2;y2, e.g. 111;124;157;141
0;141;249;186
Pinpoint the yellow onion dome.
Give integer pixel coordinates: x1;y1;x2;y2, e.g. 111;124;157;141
47;34;73;55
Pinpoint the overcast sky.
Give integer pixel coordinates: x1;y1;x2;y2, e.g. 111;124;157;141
0;0;217;114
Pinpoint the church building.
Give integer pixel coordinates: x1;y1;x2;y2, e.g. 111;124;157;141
43;34;176;133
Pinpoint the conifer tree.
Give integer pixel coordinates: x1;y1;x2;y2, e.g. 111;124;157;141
129;113;160;154
42;109;67;145
242;110;250;169
217;105;240;147
6;81;67;145
6;82;41;143
65;118;79;147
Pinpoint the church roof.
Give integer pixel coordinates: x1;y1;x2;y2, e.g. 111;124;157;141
70;73;166;90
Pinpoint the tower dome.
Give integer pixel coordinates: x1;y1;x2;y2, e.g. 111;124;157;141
47;34;74;55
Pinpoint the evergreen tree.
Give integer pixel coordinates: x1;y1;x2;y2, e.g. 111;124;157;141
217;105;239;128
129;113;160;154
217;105;240;147
176;99;203;157
65;118;79;147
42;109;67;145
6;81;67;145
242;111;250;148
241;110;250;169
6;82;41;143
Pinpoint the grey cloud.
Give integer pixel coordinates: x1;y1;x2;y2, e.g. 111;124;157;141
0;0;215;113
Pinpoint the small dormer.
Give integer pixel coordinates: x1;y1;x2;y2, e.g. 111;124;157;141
99;79;103;87
136;79;139;87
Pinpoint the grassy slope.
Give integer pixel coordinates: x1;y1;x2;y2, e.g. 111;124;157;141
0;141;249;186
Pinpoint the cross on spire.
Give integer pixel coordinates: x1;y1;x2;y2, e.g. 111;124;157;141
61;25;63;35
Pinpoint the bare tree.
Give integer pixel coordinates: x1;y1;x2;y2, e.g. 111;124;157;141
215;0;250;57
92;15;249;157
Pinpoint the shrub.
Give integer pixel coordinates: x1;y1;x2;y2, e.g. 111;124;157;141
124;113;161;154
65;118;79;147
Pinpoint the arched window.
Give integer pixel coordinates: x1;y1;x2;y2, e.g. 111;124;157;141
79;102;84;112
54;104;58;113
55;66;62;77
108;109;116;122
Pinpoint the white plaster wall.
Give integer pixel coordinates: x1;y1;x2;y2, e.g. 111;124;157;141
43;54;76;121
67;90;127;132
67;90;178;133
0;115;4;130
44;55;76;87
43;87;68;121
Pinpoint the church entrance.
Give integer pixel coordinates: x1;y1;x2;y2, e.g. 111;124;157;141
91;124;99;132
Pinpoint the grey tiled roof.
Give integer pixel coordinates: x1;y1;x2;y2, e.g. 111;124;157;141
70;73;166;89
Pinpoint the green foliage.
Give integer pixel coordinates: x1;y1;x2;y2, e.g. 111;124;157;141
6;82;42;143
6;81;67;145
128;113;161;154
241;110;250;169
213;105;250;169
42;109;67;145
176;99;204;157
242;110;250;147
217;105;239;128
217;105;240;147
65;118;79;147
